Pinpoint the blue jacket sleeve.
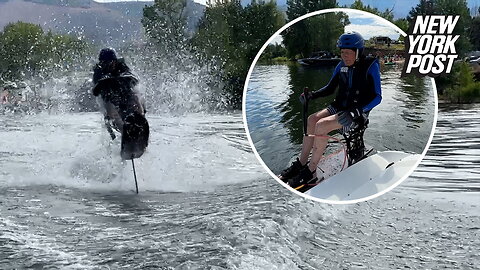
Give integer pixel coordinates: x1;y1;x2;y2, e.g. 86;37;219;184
310;63;342;100
362;61;382;112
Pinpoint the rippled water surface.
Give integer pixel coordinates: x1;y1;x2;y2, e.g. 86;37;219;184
408;104;480;194
0;109;478;269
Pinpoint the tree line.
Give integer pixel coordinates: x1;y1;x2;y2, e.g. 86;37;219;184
142;0;480;106
1;0;479;107
0;22;90;83
143;0;285;107
407;0;480;103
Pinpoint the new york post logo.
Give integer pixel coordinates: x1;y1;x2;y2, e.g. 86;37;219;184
402;15;459;77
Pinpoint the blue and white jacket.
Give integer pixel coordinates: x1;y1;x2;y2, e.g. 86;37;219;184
311;56;382;113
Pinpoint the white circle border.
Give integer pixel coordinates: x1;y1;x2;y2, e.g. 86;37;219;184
241;8;438;204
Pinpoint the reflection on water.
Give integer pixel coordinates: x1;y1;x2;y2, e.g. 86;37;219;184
408;105;480;193
281;64;336;145
245;63;435;174
387;69;430;129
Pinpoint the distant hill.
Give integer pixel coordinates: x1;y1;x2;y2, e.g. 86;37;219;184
0;0;205;45
24;0;92;7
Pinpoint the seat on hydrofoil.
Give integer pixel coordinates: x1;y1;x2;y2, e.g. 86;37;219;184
343;117;370;166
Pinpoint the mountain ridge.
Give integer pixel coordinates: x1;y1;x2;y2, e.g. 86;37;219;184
0;0;205;44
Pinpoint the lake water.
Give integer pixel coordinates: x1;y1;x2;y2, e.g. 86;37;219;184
0;71;478;268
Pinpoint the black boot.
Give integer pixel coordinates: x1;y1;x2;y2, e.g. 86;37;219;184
279;158;306;182
288;167;319;192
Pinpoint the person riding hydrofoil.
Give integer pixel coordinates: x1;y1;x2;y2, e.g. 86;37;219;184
279;31;382;189
92;47;145;134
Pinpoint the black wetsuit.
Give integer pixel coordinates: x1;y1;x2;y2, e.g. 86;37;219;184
92;58;149;159
92;58;138;97
93;58;133;85
92;58;143;122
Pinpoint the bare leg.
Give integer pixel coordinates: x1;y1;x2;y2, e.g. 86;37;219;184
308;114;343;172
104;102;123;132
299;108;331;165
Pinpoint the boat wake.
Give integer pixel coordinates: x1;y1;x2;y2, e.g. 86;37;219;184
0;112;263;193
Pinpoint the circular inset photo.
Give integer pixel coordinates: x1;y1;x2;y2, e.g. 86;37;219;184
243;9;437;204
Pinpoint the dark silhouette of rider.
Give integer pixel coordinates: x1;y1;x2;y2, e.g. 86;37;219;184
92;47;149;160
93;48;137;87
92;48;143;133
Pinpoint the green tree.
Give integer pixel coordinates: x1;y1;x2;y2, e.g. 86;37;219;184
445;62;480;103
436;0;471;55
393;18;409;33
393;18;409;42
0;22;89;81
193;1;247;81
0;22;44;80
283;0;348;59
283;12;348;59
407;0;475;103
407;0;435;20
282;0;348;59
260;43;288;61
350;0;394;22
408;0;471;56
242;2;286;61
192;0;285;106
470;15;480;51
286;0;337;21
142;0;189;53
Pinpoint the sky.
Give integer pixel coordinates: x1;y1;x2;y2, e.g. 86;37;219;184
93;0;153;2
93;0;480;19
92;0;208;3
93;0;209;5
93;0;473;41
270;10;402;46
345;11;401;40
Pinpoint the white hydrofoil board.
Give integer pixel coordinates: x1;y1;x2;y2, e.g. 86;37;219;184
306;151;421;201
